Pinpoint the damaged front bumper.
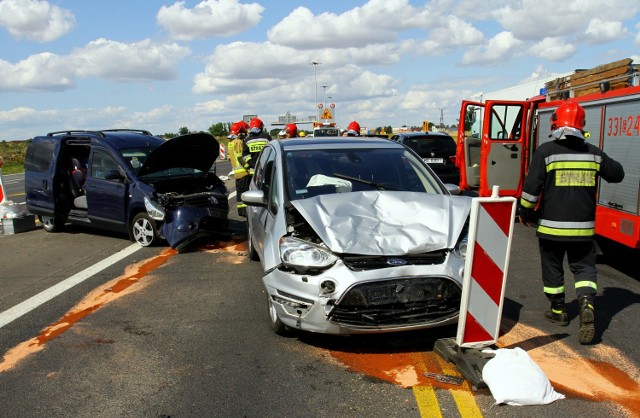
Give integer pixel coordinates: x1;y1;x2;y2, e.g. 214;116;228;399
263;253;465;335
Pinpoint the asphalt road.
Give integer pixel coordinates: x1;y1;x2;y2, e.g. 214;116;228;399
1;162;639;417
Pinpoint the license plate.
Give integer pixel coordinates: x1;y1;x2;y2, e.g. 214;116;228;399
423;158;444;164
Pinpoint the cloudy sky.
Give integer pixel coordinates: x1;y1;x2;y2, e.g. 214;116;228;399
0;0;638;140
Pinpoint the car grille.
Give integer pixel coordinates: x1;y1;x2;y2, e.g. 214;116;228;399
342;251;447;271
181;192;227;208
329;277;461;327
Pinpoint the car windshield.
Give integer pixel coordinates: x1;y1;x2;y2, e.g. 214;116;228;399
120;147;155;175
284;147;444;201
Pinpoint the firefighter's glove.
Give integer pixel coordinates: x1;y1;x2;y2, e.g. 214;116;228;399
518;206;538;229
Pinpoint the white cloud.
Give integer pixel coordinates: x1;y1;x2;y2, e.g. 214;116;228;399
70;39;191;82
528;37;577;62
584;19;628;44
461;31;522;65
0;39;190;91
425;15;484;47
0;53;74;91
268;0;430;49
157;0;264;41
0;0;75;42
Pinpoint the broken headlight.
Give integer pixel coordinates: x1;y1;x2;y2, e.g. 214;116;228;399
280;236;337;272
144;196;165;221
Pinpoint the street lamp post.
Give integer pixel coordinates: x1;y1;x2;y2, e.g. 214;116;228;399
310;61;321;122
321;85;329;107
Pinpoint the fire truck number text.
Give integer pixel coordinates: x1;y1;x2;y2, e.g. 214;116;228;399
606;115;640;137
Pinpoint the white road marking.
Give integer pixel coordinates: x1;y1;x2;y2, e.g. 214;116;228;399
0;244;141;328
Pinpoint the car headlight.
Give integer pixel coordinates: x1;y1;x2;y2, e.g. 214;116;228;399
452;235;469;259
280;236;337;272
144;196;165;221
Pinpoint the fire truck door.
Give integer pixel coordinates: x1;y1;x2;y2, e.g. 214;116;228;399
480;102;528;197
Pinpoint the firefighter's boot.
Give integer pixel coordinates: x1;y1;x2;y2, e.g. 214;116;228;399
578;295;595;345
544;300;569;326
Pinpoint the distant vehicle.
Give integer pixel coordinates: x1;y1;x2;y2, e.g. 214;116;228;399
390;131;460;184
24;130;229;251
313;122;340;137
242;136;471;335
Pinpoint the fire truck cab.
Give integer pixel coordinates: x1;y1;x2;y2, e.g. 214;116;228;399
456;59;640;248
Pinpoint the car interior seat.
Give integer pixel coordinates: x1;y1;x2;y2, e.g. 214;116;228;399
70;158;88;209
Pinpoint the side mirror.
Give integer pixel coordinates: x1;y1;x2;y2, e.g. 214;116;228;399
241;189;267;207
444;183;461;195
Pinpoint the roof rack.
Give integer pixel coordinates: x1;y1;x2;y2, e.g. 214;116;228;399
100;129;153;136
46;129;153;137
47;130;104;137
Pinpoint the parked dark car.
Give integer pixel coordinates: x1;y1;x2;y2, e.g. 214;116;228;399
24;129;229;250
390;131;460;184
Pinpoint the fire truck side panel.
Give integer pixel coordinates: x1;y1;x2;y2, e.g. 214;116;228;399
597;99;640;247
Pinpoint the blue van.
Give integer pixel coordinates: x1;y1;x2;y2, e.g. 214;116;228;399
24;129;229;250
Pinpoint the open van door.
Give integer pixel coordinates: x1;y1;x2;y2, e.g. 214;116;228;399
478;100;531;197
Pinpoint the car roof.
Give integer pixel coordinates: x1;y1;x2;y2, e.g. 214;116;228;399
394;131;452;138
41;129;165;150
274;137;400;152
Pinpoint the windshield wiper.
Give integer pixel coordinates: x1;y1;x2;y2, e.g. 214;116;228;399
331;173;399;190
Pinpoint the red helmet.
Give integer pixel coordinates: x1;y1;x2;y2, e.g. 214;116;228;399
346;121;361;136
249;118;264;133
229;121;248;138
551;101;585;131
285;123;298;137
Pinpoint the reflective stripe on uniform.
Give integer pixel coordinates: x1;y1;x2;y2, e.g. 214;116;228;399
538;219;595;237
575;281;597;291
545;153;602;164
521;191;538;203
544;286;565;295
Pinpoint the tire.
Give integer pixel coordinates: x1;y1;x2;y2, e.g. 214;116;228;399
130;213;159;247
266;291;292;336
246;220;259;261
40;215;64;232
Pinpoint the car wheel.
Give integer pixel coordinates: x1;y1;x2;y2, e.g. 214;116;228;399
130;213;159;247
266;291;291;336
246;221;259;261
40;215;63;232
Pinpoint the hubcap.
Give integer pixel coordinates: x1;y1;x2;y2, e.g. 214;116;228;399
133;218;154;246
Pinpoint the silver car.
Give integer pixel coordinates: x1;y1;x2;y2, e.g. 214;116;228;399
242;138;472;335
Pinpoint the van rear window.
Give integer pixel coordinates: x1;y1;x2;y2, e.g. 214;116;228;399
25;140;54;172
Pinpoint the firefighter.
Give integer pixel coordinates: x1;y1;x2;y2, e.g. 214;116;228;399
519;101;625;345
345;121;361;136
228;122;251;217
242;118;271;174
284;123;298;138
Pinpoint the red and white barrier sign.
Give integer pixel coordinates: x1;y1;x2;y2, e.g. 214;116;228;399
456;186;516;348
0;159;5;203
219;143;226;160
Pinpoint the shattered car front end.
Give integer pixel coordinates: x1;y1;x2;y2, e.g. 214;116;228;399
136;133;229;250
263;191;471;334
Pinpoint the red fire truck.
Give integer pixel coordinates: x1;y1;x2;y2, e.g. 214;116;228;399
455;59;640;248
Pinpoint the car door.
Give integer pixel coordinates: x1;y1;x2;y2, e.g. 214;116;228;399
24;136;65;217
84;148;129;231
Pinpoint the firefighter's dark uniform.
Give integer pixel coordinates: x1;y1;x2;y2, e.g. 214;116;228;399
520;133;624;341
243;130;271;173
229;137;251;217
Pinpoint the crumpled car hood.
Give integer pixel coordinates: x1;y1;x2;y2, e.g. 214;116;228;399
290;191;472;255
137;133;219;177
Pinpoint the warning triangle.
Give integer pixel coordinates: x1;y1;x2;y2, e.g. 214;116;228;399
321;108;333;119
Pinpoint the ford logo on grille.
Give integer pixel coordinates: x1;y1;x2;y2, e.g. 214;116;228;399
387;258;407;266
